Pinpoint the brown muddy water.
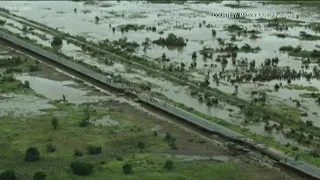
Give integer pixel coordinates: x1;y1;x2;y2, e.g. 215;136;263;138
0;1;320;148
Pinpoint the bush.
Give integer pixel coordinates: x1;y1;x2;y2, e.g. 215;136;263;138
24;81;30;88
79;119;89;127
0;170;16;180
86;145;102;155
28;64;40;72
46;144;56;153
164;160;173;170
122;163;132;174
0;19;6;25
51;36;63;46
51;116;58;130
25;147;40;162
33;171;46;180
70;162;93;176
74;149;83;156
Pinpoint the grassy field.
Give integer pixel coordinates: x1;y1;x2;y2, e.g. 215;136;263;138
0;81;251;180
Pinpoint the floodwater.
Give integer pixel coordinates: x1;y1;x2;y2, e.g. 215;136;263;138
0;93;54;117
16;74;110;104
0;1;319;147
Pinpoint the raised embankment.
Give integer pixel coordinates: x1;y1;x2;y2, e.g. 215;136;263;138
0;30;319;180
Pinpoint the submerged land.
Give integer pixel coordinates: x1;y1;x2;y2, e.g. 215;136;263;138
0;0;320;179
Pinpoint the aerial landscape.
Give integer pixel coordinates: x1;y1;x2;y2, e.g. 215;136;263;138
0;0;320;179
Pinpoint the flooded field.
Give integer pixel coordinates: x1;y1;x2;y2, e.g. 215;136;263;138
0;38;305;180
1;0;320;173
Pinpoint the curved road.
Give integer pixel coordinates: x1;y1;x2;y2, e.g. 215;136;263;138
1;30;320;180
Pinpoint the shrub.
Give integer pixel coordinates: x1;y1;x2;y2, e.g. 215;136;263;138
0;170;16;180
51;116;58;130
25;147;40;162
70;162;93;176
86;145;101;155
0;19;6;25
46;144;56;153
137;142;145;153
116;156;123;161
164;160;173;170
28;64;40;72
122;163;132;174
33;171;46;180
79;119;89;127
74;149;83;157
51;36;63;46
24;81;30;88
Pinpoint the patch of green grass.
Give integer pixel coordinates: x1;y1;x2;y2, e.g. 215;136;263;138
284;84;319;92
0;78;34;94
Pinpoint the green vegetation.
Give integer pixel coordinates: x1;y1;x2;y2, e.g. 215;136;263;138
164;160;173;170
224;4;252;8
51;36;63;46
155;94;320;167
284;84;319;92
25;147;40;162
153;33;186;47
299;31;320;41
0;19;6;25
0;170;16;180
122;163;133;174
279;45;320;61
51;116;58;130
118;24;145;32
257;17;303;25
33;171;46;180
87;145;102;155
70;161;93;176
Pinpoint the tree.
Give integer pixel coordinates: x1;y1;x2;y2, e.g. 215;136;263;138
51;36;63;46
137;142;145;153
24;80;30;88
79;107;90;127
70;162;93;176
22;25;28;32
122;163;132;174
0;170;16;180
164;160;173;170
168;136;177;150
142;38;151;52
95;16;99;22
192;52;197;60
51;116;58;130
164;133;171;141
162;53;166;60
33;171;46;180
211;29;216;36
25;147;40;162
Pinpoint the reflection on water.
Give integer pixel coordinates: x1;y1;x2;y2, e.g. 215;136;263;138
16;74;109;104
